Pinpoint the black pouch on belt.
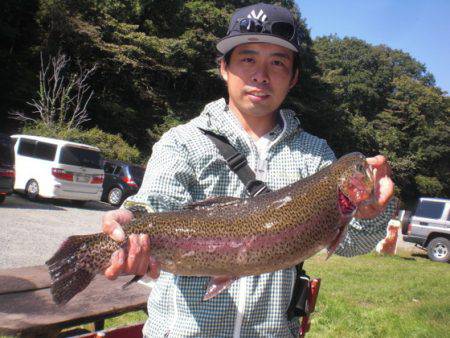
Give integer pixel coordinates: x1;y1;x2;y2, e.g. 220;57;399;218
287;265;310;320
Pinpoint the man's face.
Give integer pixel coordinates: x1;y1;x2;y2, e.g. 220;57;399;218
220;43;298;119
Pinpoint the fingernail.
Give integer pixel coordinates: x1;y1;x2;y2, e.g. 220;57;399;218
112;228;125;242
110;251;117;263
140;234;148;245
117;249;124;264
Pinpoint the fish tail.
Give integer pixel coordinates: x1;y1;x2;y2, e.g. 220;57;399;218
46;234;101;305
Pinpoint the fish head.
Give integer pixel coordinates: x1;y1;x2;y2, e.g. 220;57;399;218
336;153;375;216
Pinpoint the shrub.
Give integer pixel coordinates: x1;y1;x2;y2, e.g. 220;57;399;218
414;175;444;197
22;122;141;164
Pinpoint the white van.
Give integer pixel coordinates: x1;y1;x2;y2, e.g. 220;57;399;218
11;135;104;203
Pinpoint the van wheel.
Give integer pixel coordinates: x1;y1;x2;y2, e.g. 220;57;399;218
26;180;39;200
427;237;449;263
108;187;123;206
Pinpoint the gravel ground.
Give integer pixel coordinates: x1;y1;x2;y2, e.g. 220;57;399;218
0;193;115;269
0;193;418;270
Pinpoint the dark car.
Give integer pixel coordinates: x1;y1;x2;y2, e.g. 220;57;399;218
101;159;145;206
0;134;15;203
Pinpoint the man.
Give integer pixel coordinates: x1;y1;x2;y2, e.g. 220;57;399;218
102;3;395;337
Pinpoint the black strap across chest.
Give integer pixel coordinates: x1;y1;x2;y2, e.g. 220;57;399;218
198;128;270;197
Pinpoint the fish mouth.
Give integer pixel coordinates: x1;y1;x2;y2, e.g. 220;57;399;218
338;189;356;215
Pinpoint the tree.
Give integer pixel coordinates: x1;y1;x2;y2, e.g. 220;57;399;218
11;52;96;130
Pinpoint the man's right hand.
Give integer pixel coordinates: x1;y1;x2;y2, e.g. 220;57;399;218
102;209;160;280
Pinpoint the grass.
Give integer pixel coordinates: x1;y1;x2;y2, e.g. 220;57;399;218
2;249;448;337
303;250;449;337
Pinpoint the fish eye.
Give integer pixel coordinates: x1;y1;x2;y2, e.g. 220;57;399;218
355;163;365;173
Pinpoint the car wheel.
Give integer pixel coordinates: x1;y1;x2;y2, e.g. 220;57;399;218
108;187;123;206
0;195;5;203
427;237;449;263
26;180;39;200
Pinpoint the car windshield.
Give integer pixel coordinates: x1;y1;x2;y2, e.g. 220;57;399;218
59;146;102;169
0;137;13;166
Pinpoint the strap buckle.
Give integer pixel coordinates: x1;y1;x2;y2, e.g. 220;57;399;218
246;180;271;197
226;153;247;171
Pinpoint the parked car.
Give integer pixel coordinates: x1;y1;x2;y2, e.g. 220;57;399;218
0;134;15;204
402;197;450;263
101;159;145;206
11;134;104;204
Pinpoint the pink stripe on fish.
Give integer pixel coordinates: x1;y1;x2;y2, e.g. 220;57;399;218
150;213;337;255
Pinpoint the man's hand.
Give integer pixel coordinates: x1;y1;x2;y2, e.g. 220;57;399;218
102;209;160;280
355;155;394;219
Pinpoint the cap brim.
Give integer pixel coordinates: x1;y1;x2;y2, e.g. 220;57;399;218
216;34;298;54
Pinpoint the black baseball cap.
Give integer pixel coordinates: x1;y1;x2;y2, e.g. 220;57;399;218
217;3;299;55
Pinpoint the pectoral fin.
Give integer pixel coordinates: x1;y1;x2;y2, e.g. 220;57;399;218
203;276;237;301
326;224;348;259
121;275;143;289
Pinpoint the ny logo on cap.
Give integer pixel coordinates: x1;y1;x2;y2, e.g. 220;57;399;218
247;9;267;22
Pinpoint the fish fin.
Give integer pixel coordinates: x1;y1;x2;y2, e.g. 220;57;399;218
45;234;98;305
183;196;241;210
203;276;237;300
122;275;143;289
326;225;348;260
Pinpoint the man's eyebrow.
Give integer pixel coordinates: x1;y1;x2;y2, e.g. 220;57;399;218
237;49;259;55
271;52;291;59
236;50;291;59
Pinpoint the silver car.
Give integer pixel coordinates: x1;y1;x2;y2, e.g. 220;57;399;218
402;197;450;263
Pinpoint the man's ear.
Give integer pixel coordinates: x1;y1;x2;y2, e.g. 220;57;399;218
219;59;228;82
289;68;299;89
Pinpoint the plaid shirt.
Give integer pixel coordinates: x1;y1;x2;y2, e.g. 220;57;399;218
124;98;396;337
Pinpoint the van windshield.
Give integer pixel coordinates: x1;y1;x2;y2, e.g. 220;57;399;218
59;146;102;169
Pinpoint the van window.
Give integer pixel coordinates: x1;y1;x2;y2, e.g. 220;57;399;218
18;139;36;157
0;136;13;165
35;142;57;161
59;146;102;169
415;201;445;219
104;162;115;174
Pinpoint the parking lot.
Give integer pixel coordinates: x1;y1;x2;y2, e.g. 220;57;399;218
0;193;115;269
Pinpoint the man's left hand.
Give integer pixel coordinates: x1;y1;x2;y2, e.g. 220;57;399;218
355;155;394;219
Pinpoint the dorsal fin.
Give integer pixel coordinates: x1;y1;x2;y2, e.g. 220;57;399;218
183;196;241;210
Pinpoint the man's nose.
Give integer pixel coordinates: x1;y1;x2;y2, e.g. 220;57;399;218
251;66;269;84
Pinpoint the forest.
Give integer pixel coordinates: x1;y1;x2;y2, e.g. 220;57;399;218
1;0;448;203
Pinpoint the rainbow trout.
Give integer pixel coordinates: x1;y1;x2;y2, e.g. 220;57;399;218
47;152;379;304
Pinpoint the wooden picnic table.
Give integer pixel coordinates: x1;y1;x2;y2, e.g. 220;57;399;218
0;265;151;337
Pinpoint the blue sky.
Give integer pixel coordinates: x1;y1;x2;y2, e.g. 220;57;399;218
297;0;450;94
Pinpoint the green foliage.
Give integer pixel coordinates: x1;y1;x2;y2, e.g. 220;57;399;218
414;175;444;197
22;121;141;163
147;114;183;142
1;1;449;200
312;36;449;201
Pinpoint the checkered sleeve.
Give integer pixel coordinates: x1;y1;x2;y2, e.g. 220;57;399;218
317;142;397;257
122;128;195;212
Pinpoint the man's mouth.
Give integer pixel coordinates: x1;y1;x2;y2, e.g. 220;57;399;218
247;91;270;101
